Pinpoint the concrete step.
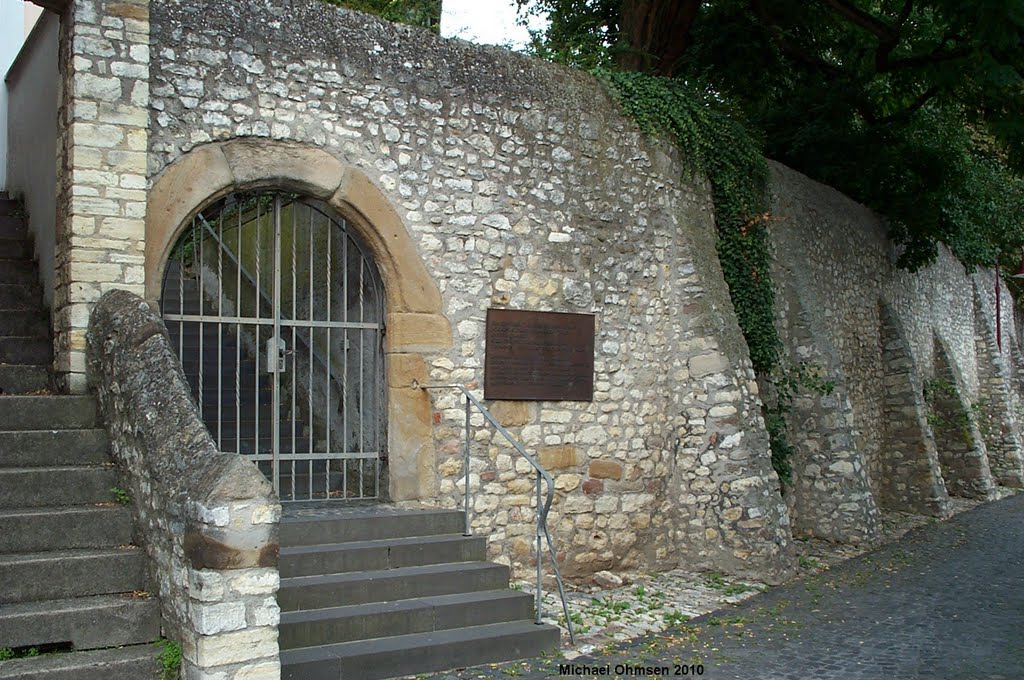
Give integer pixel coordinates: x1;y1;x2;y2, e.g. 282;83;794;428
0;366;49;395
0;466;118;508
0;216;27;239
280;589;536;649
281;620;561;680
0;505;133;553
0;644;161;680
279;562;510;612
0;239;32;262
0;396;97;430
0;430;109;467
280;508;464;547
280;534;486;577
0;260;38;286
0;198;19;216
0;337;51;365
0;283;43;311
0;594;160;651
0;547;147;604
0;310;49;337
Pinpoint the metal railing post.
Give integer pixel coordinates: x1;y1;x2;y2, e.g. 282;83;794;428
420;384;575;644
535;471;543;625
464;395;472;537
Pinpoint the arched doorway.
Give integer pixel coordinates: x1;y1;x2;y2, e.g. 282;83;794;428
160;190;387;502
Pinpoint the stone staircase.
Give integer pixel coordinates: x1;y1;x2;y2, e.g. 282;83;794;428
278;506;561;679
0;196;161;679
0;196;49;395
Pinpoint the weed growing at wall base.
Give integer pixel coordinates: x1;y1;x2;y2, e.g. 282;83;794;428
156;639;181;680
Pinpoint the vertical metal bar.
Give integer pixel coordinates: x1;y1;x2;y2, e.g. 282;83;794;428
464;396;471;536
359;256;365;498
308;208;315;498
342;233;349;498
536;471;543;625
291;200;298;502
235;196;242;458
197;217;204;420
177;250;184;365
326;212;333;499
254;197;262;479
272;195;283;500
217;210;224;448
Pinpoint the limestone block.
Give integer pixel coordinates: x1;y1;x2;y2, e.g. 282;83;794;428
193;628;277;668
489;401;530;427
388;353;428;388
539;445;578;470
233;661;282;680
588;460;622;480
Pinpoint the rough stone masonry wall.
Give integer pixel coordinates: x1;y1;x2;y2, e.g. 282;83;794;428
768;162;1024;540
145;0;794;583
87;290;281;680
55;0;150;393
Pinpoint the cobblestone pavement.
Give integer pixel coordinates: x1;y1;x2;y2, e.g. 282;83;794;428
412;493;1024;680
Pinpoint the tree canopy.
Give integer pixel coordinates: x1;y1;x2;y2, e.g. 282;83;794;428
519;0;1024;271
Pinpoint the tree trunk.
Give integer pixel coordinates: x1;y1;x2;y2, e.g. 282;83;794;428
615;0;702;77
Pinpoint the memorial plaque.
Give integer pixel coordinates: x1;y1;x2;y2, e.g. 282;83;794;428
484;309;595;401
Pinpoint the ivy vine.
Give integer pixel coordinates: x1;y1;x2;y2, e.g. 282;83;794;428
596;69;797;482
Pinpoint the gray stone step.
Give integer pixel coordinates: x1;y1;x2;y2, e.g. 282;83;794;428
0;366;49;394
0;283;42;311
0;396;97;430
280;534;487;577
0;199;19;216
280;620;561;680
0;260;38;286
0;216;27;239
0;337;51;365
280;589;536;649
0;547;147;604
280;508;464;547
0;594;160;651
0;644;161;680
0;505;133;553
0;239;31;262
0;430;109;467
0;466;118;508
0;311;48;338
278;562;510;612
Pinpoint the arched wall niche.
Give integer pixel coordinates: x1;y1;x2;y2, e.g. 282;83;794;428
145;139;452;501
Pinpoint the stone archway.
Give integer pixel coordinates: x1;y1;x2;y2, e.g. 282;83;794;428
146;140;451;501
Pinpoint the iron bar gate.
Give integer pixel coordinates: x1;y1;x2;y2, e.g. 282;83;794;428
160;192;386;502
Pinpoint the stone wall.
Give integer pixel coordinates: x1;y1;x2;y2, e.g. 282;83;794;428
54;0;150;392
142;0;794;583
768;162;1024;540
87;290;281;680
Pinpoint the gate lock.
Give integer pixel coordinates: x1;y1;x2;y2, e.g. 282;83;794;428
266;335;290;373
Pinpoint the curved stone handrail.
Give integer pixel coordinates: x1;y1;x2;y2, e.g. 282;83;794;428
86;289;282;680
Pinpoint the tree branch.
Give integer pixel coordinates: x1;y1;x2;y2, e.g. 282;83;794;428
880;43;973;71
866;84;942;126
895;0;914;30
752;0;841;80
821;0;898;42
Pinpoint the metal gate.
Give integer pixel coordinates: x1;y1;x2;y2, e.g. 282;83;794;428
160;192;386;502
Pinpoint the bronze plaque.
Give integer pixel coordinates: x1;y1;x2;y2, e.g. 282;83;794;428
484;309;595;401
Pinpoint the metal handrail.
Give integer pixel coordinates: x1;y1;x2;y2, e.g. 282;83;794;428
420;383;576;644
